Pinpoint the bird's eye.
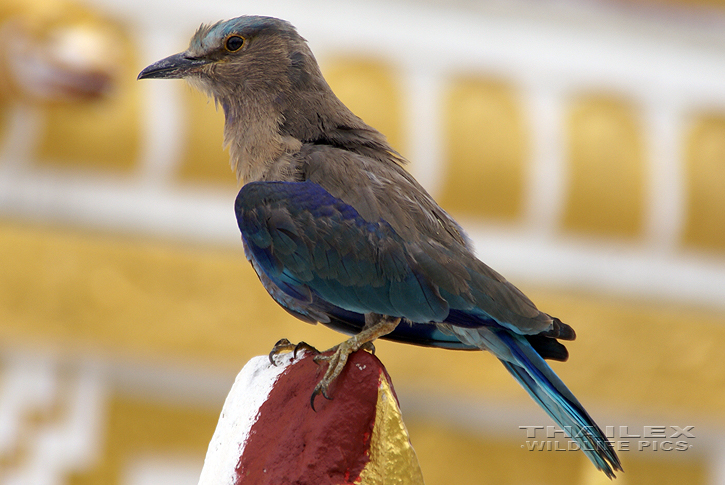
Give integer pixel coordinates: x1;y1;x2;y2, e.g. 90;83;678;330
225;35;245;52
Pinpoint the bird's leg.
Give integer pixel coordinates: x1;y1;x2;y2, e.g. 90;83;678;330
268;338;319;365
310;314;400;410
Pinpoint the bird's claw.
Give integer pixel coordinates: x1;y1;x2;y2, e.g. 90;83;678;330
309;316;399;410
264;316;400;408
269;338;294;365
267;317;399;410
361;341;376;355
268;338;318;366
310;381;333;411
309;339;358;411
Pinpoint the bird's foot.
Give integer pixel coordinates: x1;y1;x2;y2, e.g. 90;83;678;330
309;315;400;410
268;338;318;366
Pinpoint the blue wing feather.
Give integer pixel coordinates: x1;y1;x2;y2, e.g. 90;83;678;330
237;180;549;346
236;180;450;323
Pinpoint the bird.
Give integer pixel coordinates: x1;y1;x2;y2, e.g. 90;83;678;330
139;15;622;478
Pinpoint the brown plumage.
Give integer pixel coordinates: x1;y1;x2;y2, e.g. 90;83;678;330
139;15;621;477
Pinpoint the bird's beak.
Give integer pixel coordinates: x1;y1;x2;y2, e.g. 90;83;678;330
137;52;209;80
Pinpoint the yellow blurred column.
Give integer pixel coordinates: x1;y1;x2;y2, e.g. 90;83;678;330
563;95;646;238
683;114;725;251
439;77;527;220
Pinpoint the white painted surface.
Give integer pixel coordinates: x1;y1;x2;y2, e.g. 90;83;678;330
197;353;295;485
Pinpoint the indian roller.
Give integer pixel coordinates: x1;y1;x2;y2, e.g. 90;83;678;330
139;16;622;478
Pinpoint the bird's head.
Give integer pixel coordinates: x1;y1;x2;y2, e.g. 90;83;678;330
139;15;394;182
139;15;340;181
138;16;320;106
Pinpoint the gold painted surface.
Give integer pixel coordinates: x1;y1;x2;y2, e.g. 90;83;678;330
359;374;424;484
177;88;235;185
1;221;725;421
563;96;646;238
322;58;404;154
439;77;527;220
34;20;142;172
67;395;218;485
683;114;725;251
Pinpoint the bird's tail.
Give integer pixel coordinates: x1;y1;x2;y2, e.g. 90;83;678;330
451;326;622;478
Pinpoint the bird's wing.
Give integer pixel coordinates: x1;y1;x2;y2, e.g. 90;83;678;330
299;145;555;336
235;174;558;339
235;180;451;323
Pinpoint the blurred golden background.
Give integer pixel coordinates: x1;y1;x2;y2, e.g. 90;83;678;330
1;0;724;484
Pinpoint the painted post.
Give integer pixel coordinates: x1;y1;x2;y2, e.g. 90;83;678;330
198;349;424;485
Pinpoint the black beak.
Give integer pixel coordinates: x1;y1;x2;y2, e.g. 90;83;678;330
137;52;209;80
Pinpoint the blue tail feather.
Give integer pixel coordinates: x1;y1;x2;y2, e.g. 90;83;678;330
495;331;622;478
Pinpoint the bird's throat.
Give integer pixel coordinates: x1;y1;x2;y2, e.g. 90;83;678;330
222;100;301;183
